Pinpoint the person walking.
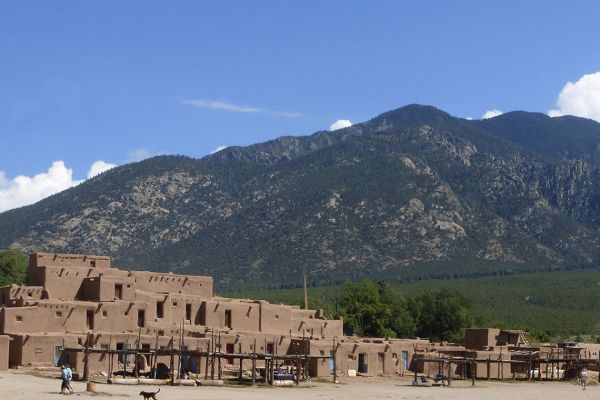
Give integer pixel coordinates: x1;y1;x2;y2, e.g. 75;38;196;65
65;365;75;394
59;365;70;394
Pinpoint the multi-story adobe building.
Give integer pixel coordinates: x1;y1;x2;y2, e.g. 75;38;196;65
0;253;425;378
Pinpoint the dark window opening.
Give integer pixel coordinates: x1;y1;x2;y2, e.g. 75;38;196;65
266;342;274;354
195;302;206;325
86;310;94;330
185;304;191;321
224;309;232;329
115;284;123;300
138;310;145;328
156;301;164;318
226;343;234;364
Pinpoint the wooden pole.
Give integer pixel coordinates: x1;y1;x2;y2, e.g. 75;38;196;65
332;337;338;383
251;338;257;386
238;341;243;384
204;342;210;380
447;361;452;386
527;350;532;381
217;330;222;380
486;356;490;380
107;336;113;380
135;327;141;379
123;335;129;377
83;332;91;381
471;360;475;386
210;330;215;380
169;336;175;385
152;330;159;380
303;269;308;310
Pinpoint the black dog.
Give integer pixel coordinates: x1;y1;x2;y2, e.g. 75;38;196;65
139;388;160;400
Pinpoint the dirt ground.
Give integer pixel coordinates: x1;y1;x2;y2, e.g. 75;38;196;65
0;371;597;400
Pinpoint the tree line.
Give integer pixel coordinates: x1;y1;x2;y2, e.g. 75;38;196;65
338;279;473;342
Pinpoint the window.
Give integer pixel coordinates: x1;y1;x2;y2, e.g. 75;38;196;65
378;353;385;364
35;347;43;354
138;310;145;328
55;311;62;318
195;302;206;325
224;310;232;329
185;304;191;321
173;301;178;307
102;310;108;317
226;343;234;365
156;301;164;318
115;284;123;300
86;310;94;330
16;315;23;322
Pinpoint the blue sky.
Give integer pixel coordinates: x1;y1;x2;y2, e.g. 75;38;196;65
1;1;600;211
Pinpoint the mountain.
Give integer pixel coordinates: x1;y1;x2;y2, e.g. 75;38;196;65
2;105;600;290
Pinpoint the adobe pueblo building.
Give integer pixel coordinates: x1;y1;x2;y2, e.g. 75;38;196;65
2;252;599;383
0;253;424;379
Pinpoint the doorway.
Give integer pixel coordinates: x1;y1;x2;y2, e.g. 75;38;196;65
358;353;368;373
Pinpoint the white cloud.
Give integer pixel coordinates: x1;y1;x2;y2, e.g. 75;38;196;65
211;145;228;154
329;119;353;131
182;99;301;117
0;159;122;213
548;72;600;122
0;161;81;213
482;109;503;119
87;160;117;179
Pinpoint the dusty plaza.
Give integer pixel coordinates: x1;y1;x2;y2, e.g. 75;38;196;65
0;370;599;400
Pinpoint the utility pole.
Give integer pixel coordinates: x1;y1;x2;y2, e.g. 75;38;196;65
303;269;308;310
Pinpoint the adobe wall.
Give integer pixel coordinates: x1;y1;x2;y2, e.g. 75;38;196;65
132;271;212;298
30;253;111;270
333;338;428;377
473;349;512;378
0;285;45;307
203;299;261;333
0;335;9;370
9;334;80;367
465;328;500;350
80;276;136;302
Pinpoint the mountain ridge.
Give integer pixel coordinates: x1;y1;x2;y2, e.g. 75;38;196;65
2;105;600;290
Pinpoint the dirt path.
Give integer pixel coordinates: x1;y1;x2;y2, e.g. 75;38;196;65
0;372;596;400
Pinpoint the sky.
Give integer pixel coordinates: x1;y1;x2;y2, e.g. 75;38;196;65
1;0;600;212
